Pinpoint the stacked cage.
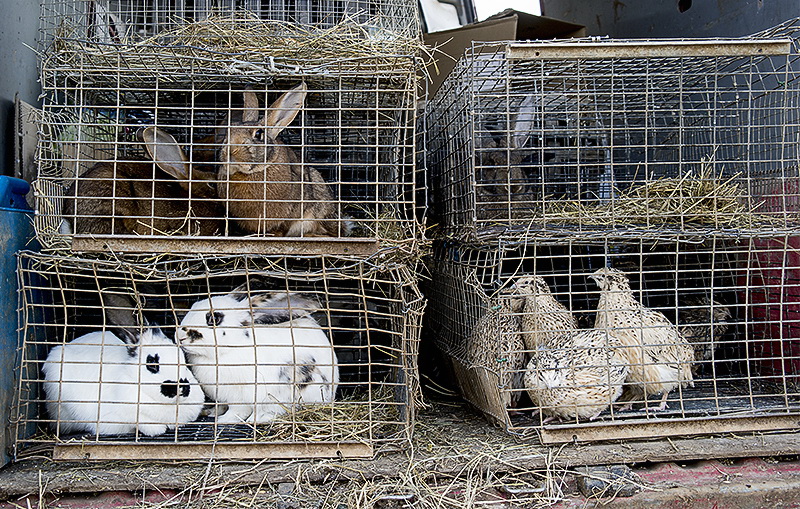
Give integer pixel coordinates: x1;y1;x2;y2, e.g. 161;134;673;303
424;21;800;442
14;0;425;460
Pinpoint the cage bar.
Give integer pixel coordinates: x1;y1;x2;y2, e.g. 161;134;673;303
14;251;423;459
34;66;421;253
423;236;800;439
39;0;421;50
425;21;800;243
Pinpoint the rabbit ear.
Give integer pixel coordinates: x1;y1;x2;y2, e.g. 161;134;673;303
249;292;321;324
140;127;189;180
231;279;274;301
242;91;260;123
264;83;307;139
511;95;538;149
102;292;148;352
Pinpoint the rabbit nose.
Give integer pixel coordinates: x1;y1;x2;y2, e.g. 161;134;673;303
160;380;180;399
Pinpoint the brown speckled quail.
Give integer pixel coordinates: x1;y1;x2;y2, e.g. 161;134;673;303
591;267;694;411
464;294;527;408
518;276;628;422
678;296;731;372
513;275;579;352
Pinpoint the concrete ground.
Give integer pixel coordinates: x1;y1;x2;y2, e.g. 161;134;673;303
1;401;799;508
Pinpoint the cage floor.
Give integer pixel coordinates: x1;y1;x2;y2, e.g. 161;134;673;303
43;414;399;443
51;417;305;443
18;388;404;457
510;378;800;429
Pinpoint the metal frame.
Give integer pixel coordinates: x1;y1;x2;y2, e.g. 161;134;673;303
424;235;800;440
52;441;373;461
425;22;800;243
14;251;424;460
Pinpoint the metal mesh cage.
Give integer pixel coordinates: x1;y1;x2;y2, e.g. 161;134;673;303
34;67;421;254
14;251;423;460
425;21;800;242
39;0;421;49
423;237;800;443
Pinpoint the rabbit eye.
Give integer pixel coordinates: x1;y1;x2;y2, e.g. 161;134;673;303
253;128;265;142
206;311;224;327
146;354;160;374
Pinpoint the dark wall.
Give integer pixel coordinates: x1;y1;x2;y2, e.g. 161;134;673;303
0;1;40;175
541;0;799;38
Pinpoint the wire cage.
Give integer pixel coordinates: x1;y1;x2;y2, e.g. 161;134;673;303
423;237;800;443
425;21;800;243
39;0;421;49
34;63;421;255
14;250;423;460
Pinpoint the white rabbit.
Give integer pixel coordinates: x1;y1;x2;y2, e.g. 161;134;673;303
42;294;204;437
176;283;339;424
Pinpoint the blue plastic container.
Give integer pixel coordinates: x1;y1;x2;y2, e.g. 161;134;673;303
0;176;35;465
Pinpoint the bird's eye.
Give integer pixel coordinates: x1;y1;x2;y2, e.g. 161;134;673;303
253;128;265;142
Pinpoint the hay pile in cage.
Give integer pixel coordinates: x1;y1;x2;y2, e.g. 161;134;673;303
46;12;430;76
541;163;774;230
256;387;402;443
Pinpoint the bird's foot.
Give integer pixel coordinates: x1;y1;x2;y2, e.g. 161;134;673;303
643;395;669;412
655;392;670;411
614;402;634;413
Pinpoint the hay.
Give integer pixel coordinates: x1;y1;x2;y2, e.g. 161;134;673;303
349;206;432;256
46;12;430;76
126;404;569;508
146;12;424;61
540;162;772;229
254;387;401;443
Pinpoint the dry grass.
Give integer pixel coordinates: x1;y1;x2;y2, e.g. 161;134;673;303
540;162;773;229
47;12;430;75
255;388;402;443
122;405;570;509
10;402;677;508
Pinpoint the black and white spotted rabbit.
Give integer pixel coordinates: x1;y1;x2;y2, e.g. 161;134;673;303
176;283;339;424
42;293;204;436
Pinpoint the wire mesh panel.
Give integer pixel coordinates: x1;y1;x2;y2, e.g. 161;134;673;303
425;21;800;242
14;251;423;460
35;65;420;253
40;0;421;47
423;237;800;442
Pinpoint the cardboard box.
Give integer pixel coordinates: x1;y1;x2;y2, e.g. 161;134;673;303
422;9;586;98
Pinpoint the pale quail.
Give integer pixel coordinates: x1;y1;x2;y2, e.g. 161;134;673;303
512;275;579;352
519;276;627;421
590;267;694;411
464;294;527;407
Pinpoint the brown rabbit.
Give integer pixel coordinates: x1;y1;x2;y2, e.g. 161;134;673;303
219;83;344;237
62;127;222;236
